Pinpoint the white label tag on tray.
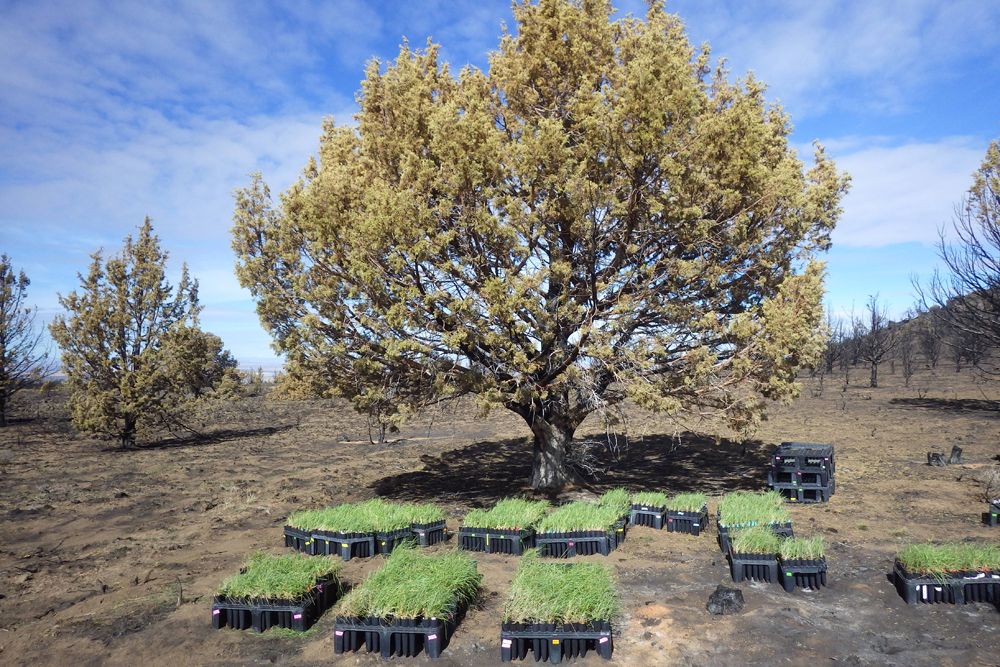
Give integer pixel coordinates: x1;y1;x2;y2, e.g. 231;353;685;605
293;613;303;620
212;609;220;615
501;639;512;648
428;634;437;641
335;630;344;636
599;637;609;644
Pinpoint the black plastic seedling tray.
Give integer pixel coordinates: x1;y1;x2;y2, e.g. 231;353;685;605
772;442;835;473
500;621;613;662
459;527;535;555
729;552;779;583
333;604;466;659
311;530;378;561
376;528;414;555
537;527;622;557
412;520;448;547
665;505;709;536
768;469;832;487
629;503;667;529
771;481;835;503
779;558;828;592
284;525;313;553
212;576;337;633
892;561;1000;605
612;519;627;548
986;500;999;527
717;517;793;553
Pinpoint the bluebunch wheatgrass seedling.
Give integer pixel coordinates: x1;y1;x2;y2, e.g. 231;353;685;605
631;491;669;507
597;488;631;517
462;498;550;530
718;490;790;527
665;492;707;513
503;551;619;624
286;498;445;533
730;526;782;554
336;544;481;619
537;501;621;533
779;536;825;561
218;552;340;602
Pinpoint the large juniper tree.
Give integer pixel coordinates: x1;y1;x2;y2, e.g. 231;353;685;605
233;0;848;488
51;219;237;447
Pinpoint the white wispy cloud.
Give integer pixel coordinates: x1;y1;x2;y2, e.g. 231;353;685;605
663;0;1000;118
825;136;987;247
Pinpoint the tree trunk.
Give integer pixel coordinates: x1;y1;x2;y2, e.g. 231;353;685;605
121;415;136;449
0;394;7;427
528;416;580;490
869;362;878;388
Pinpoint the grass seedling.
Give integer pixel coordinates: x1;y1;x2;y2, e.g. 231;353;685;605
218;551;340;602
717;490;790;527
286;498;445;533
336;544;481;619
779;536;825;561
537;501;621;533
462;498;550;530
730;526;781;554
898;542;1000;576
400;502;446;526
597;488;631;518
502;550;619;624
665;492;707;513
631;491;669;507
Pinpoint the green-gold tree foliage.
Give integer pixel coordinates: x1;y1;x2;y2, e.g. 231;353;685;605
232;0;849;488
51;219;239;447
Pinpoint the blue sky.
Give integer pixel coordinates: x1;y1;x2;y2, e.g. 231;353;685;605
1;0;999;369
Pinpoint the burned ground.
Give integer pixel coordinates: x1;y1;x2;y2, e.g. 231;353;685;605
0;368;998;666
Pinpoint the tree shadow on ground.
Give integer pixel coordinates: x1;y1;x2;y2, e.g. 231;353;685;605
98;424;295;452
889;397;1000;414
371;432;771;506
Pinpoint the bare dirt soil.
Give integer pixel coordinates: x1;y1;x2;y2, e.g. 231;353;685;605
1;366;998;666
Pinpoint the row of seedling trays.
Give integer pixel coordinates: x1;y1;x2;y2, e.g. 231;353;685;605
212;546;621;661
892;542;1000;610
462;489;632;558
213;486;717;661
717;490;828;592
213;494;632;661
459;489;709;558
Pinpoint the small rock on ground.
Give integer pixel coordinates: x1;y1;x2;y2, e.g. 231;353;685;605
706;585;745;615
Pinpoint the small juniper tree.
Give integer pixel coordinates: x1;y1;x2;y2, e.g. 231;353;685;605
50;219;237;447
233;0;848;488
0;255;53;426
